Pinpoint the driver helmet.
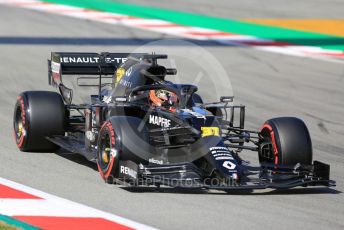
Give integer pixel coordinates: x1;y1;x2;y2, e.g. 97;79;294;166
149;89;178;112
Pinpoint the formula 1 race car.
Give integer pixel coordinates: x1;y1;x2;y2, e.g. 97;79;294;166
13;52;335;191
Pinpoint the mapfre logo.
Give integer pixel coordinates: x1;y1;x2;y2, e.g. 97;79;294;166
149;115;171;128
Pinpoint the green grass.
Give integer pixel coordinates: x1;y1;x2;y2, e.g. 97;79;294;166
0;221;21;230
0;216;38;230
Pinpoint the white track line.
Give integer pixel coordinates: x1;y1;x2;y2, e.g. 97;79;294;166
0;177;156;230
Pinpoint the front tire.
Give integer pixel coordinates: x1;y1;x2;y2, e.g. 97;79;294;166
259;117;312;165
97;121;118;184
97;116;150;183
13;91;65;152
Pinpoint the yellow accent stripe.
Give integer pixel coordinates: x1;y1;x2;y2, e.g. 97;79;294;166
245;19;344;37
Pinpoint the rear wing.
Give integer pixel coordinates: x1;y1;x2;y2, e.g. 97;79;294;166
47;52;143;103
48;52;142;84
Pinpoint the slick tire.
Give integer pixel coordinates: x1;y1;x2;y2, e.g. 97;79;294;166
259;117;312;165
13;91;66;152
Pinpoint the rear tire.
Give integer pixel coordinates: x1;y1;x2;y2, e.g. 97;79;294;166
259;117;312;165
13;91;65;152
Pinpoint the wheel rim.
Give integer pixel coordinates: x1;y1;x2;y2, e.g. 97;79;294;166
14;98;26;148
97;122;118;181
260;124;279;164
99;132;112;172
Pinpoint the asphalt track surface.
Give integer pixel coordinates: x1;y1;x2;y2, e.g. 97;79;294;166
0;2;344;230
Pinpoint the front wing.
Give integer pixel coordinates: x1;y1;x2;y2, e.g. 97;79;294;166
116;160;335;191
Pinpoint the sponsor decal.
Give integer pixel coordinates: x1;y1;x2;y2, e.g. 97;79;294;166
149;115;171;128
214;154;234;160
209;147;237;171
149;158;164;165
51;61;61;82
116;67;125;83
119;79;133;88
215;156;234;160
209;146;228;151
51;61;60;73
105;57;128;64
209;146;236;162
60;56;128;64
60;56;100;64
118;161;139;180
201;126;220;137
125;66;133;77
222;160;236;170
120;166;138;179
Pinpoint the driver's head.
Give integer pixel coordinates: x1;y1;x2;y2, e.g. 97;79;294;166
149;89;178;112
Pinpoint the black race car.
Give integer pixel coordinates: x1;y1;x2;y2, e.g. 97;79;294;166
13;52;335;191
